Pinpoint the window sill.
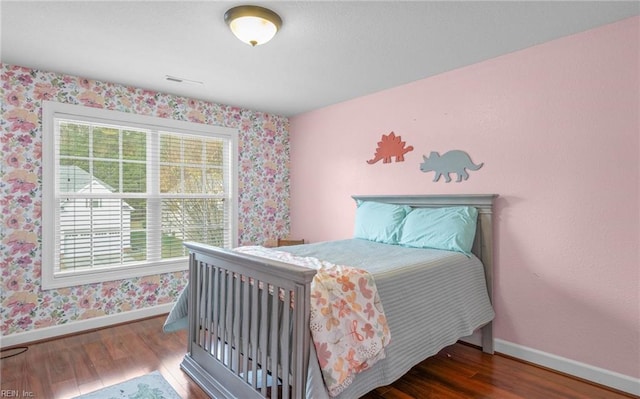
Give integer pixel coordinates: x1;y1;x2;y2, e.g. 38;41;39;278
41;258;189;290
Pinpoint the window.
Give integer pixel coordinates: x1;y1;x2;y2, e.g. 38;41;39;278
42;101;238;289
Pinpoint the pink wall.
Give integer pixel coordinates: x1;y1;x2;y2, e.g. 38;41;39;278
289;17;639;379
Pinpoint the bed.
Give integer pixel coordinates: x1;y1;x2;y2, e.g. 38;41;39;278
169;194;497;399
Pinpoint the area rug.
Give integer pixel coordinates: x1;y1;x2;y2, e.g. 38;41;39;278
73;371;181;399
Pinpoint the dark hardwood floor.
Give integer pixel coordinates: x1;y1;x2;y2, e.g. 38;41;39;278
0;315;634;399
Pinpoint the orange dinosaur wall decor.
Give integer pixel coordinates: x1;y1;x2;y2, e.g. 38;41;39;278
367;132;414;164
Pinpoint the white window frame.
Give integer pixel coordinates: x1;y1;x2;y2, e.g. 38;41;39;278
42;101;238;289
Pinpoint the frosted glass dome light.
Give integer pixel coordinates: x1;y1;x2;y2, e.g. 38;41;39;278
224;5;282;47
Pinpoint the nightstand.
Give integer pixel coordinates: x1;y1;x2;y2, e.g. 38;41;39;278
277;238;305;247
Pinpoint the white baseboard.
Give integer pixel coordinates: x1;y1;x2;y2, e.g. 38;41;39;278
495;339;640;397
0;303;174;349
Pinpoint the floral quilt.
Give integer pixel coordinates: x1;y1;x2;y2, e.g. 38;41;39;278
234;246;391;397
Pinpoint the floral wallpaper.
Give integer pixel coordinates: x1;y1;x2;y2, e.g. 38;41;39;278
0;63;290;336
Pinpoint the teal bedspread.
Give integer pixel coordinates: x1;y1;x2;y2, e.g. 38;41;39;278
165;239;494;399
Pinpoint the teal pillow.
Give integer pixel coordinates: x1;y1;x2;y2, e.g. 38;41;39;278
354;201;411;244
398;206;478;256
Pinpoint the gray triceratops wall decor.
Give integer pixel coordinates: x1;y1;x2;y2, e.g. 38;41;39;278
420;150;483;182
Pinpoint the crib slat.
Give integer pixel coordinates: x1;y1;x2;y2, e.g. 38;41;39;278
260;282;268;395
233;272;241;373
219;269;227;363
227;272;233;367
225;271;233;366
250;279;259;389
281;289;291;399
196;260;203;348
187;255;197;354
211;265;219;358
204;265;211;352
292;284;306;398
242;274;250;383
271;285;280;399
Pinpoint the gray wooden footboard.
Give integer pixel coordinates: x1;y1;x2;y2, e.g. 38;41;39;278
181;242;317;399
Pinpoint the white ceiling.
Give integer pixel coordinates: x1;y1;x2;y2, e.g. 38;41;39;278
2;1;638;117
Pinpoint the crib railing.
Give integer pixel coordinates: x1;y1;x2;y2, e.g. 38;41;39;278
181;242;317;399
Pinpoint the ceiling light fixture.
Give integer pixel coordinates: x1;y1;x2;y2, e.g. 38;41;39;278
224;5;282;47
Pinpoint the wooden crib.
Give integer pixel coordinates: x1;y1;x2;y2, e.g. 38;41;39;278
180;194;496;399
